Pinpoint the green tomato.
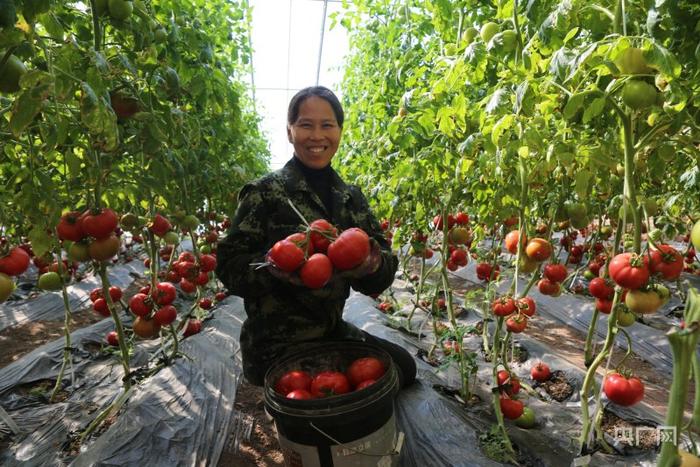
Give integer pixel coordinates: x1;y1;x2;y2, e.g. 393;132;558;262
656;143;675;162
462;27;479;45
154;27;167;43
643;198;658;216
38;272;63;291
108;0;133;21
515;407;536;428
584;270;596;280
480;22;499;43
616;47;653;75
0;273;15;302
500;30;517;52
617;307;637;327
182;215;200;231
566;202;588;221
94;0;109;16
691;220;700;250
0;55;27;94
622;80;658;110
68;242;91;262
163;231;180;245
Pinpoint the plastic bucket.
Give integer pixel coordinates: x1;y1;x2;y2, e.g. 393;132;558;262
264;341;403;467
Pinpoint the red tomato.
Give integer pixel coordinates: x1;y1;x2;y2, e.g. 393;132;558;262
183;319;202;337
149;214;172;237
215;291;227;301
128;293;152;317
506;314;528;333
589;277;614;300
476;262;499;282
199;297;213;309
499;397;524;420
355;379;376;390
0;247;31;276
327;228;370;270
609;253;650;289
310;371;351;397
603;373;644;406
152;282;177;306
595;298;613;314
286;232;315;256
179;251;196;263
531;362;551;382
286;389;313;400
109;286;123;302
153;305;177;326
199;254;217;273
537;278;560;296
269;239;305;272
106;331;119;346
175;261;199;281
497;370;521;396
492;297;516;316
443;339;461;355
275;370;313;395
90;287;103;303
81;208;119;239
300;253;333;289
543;263;568;283
346;357;386;387
649;245;684;281
309;219;338;253
454;212;469;225
180;279;196;294
450;248;468;267
193;271;210;286
93;298;110;317
57;211;86;241
517;296;536;317
525;238;552;262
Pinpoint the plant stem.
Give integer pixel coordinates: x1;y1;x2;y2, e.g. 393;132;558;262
50;251;73;402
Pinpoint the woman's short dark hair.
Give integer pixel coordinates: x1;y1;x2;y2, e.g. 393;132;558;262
287;86;344;128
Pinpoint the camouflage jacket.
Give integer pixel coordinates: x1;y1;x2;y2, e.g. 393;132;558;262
215;157;398;385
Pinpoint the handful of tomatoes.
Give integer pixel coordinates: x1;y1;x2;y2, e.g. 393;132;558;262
274;356;386;399
266;219;374;289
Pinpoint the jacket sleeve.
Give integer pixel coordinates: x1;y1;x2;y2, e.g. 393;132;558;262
348;187;398;295
215;183;277;298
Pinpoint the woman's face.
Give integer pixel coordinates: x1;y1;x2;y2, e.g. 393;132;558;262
287;96;341;169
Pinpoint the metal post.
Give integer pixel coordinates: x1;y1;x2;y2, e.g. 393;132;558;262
315;0;328;85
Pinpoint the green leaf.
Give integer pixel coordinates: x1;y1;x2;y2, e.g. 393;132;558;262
563;92;586;120
9;91;43;137
39;13;64;40
582;97;606;123
28;226;52;258
574;170;591;198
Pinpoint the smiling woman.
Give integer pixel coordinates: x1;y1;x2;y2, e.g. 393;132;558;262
216;86;416;389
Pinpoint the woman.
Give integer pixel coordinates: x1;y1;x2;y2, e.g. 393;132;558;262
216;86;416;388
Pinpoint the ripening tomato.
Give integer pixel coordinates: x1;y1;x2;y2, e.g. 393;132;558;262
589;277;615;300
310;371;351;397
499;397;524;420
517;296;536;317
309;219;338;253
504;230;524;255
609;253;650;289
649;245;684;281
603;373;644;406
497;370;521;396
531;362;551;382
346;357;386;387
133;316;161;339
300;253;333;289
625;289;663;314
492;296;516;316
0;247;31;276
88;235;120;261
269;239;305;272
543;263;568;283
275;370;313;395
525;238;552;262
0;273;14;302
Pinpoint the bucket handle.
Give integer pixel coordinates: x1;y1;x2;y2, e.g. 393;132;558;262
308;422;404;458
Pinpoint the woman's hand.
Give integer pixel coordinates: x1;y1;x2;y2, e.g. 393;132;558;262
264;252;304;286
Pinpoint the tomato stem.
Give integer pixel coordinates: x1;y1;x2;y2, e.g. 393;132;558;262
50;248;74;402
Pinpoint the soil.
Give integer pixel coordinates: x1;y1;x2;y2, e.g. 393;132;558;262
540;370;574;402
217;381;284;466
601;409;659;451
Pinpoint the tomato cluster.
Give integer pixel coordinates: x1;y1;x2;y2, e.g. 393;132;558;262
274;356;386;400
267;219;372;289
491;295;536;333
